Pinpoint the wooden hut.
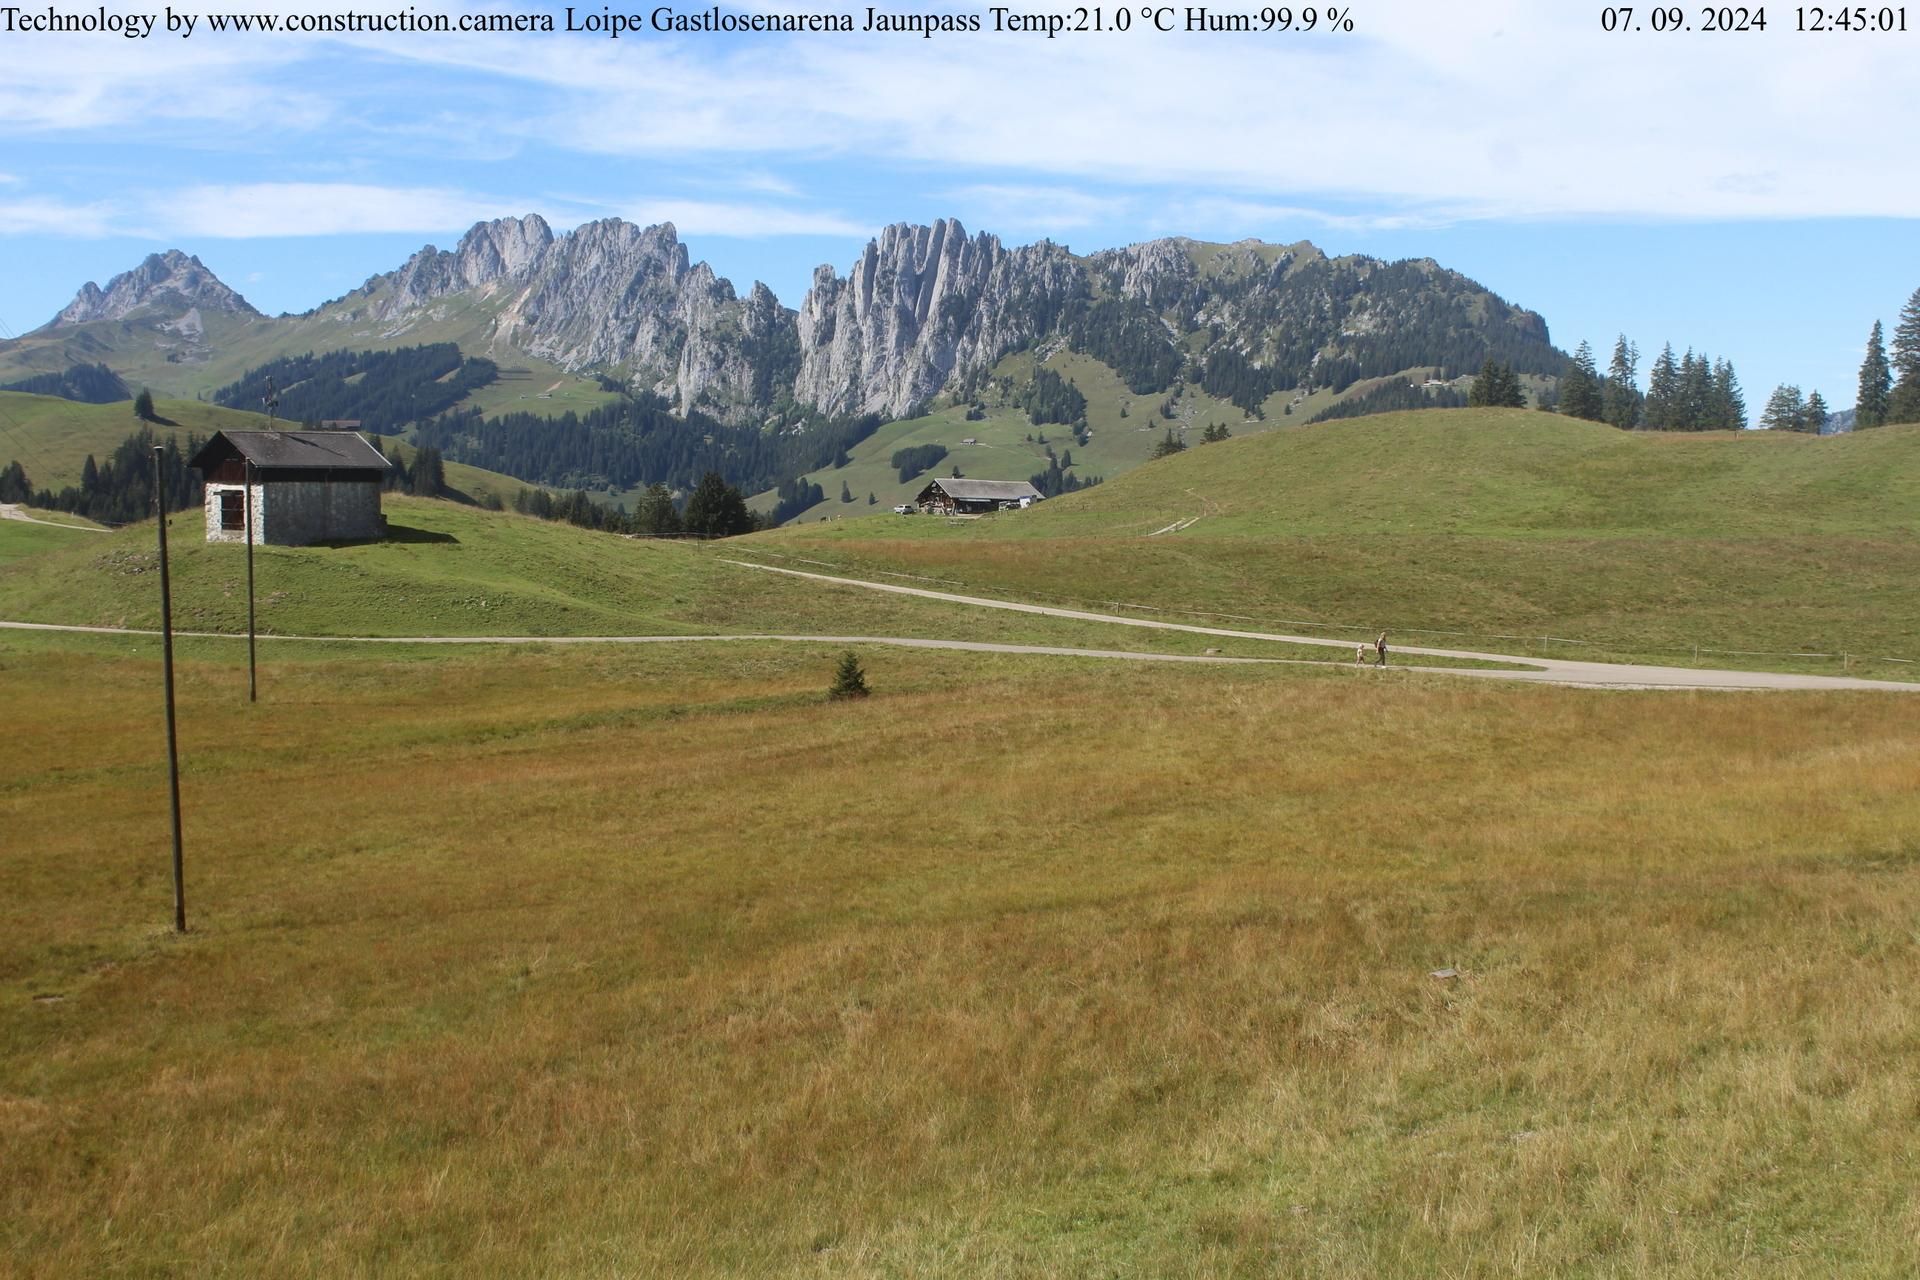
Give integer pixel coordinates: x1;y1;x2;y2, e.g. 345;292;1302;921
913;477;1043;515
189;430;390;545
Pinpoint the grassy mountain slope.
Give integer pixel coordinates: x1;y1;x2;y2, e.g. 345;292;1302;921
751;348;1465;524
0;497;1384;662
0;391;528;507
0;302;618;421
750;410;1920;672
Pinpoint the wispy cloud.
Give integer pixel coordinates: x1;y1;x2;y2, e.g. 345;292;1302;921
4;1;1920;227
160;183;529;239
0;196;119;237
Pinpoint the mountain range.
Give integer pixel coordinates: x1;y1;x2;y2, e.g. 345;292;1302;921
1;214;1564;429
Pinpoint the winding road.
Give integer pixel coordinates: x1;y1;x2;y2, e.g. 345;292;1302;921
714;559;1919;693
5;576;1914;694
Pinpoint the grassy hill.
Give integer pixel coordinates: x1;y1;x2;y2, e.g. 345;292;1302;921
0;303;620;420
0;496;1403;663
749;410;1920;673
0;391;529;508
749;349;1466;526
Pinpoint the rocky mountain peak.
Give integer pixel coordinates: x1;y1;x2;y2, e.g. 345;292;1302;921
49;250;260;328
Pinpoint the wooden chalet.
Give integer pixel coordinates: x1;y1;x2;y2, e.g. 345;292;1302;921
188;430;391;546
914;477;1043;515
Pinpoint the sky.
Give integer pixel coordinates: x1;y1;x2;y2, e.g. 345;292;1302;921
3;0;1918;412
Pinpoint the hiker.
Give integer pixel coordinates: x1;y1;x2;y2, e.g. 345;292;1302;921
1376;632;1388;666
1355;643;1367;666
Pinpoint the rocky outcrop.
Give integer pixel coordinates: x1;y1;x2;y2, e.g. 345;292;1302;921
39;216;1560;426
377;214;554;316
50;251;260;327
794;219;1083;418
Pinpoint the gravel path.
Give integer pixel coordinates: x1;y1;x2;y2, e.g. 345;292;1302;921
4;560;1912;693
716;559;1920;693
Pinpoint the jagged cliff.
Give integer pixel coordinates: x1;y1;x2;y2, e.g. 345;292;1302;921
51;250;261;327
34;216;1560;424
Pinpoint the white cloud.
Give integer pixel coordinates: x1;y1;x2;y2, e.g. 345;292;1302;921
158;183;531;239
0;172;19;185
3;2;1920;225
0;196;120;237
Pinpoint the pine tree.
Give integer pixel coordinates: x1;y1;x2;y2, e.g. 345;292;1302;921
682;471;753;538
1804;390;1830;435
840;480;852;503
828;651;870;700
1678;351;1715;431
1711;359;1746;430
79;454;100;493
1759;384;1807;432
133;388;156;422
636;483;681;537
1857;320;1892;429
1644;344;1680;429
1888;286;1920;424
1468;359;1526;409
1152;428;1187;458
1603;335;1640;429
1559;342;1605;421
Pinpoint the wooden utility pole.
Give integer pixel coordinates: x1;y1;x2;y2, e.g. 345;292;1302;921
244;457;256;702
153;446;186;932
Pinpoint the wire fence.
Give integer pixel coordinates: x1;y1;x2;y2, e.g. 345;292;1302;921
727;549;1919;669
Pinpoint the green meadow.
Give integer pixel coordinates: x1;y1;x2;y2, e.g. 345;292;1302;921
753;410;1920;677
5;410;1920;1276
4;629;1920;1276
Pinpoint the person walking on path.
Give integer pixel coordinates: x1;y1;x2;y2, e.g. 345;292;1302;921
1376;632;1388;666
1355;643;1367;666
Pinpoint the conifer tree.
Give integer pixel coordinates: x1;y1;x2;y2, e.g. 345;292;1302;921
1678;351;1715;430
1759;384;1807;432
1603;335;1640;429
828;651;870;700
1468;359;1526;409
1711;359;1747;430
1804;390;1830;435
1644;344;1680;429
1560;342;1604;421
1888;287;1920;424
1856;320;1892;429
133;388;156;422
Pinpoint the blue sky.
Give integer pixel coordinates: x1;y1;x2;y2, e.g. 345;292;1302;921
3;0;1918;412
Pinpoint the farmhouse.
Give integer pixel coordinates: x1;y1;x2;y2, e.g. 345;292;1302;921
189;430;391;546
914;477;1043;515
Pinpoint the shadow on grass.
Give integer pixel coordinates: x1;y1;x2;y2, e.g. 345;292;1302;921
317;524;460;547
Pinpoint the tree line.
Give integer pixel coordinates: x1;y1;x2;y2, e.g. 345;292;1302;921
509;472;760;539
412;393;881;499
1;362;129;404
4;426;203;524
213;344;499;433
1312;379;1467;422
1852;286;1920;429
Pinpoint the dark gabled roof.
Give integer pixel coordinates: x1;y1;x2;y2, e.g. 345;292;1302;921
917;477;1043;502
189;430;390;474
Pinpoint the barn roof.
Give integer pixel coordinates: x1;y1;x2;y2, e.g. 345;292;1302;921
189;430;390;474
919;477;1043;502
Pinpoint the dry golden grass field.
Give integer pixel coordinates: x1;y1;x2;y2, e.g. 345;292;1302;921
5;630;1920;1277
